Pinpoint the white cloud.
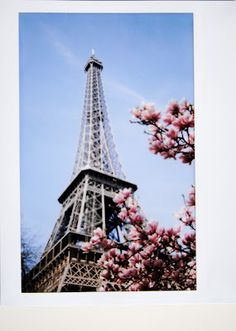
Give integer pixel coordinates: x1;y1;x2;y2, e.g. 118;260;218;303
41;22;82;68
53;40;82;68
106;80;146;104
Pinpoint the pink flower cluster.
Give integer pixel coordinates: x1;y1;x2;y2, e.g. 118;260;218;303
83;187;196;291
113;188;132;206
176;186;196;229
83;228;113;252
131;100;194;164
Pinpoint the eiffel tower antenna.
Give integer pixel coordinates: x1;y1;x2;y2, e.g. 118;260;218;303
24;54;137;292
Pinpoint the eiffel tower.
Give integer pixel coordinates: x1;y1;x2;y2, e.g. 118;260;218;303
25;52;137;292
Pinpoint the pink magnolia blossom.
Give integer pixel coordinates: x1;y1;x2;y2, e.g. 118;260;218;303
131;107;142;119
83;242;93;252
132;100;194;165
166;128;179;139
129;283;141;291
90;227;105;245
166;100;180;115
101;269;110;279
129;213;144;225
149;139;163;154
132;103;161;122
129;242;142;253
173;114;194;130
179;153;194;164
119;267;138;279
146;221;158;234
163;113;175;125
113;188;132;205
118;207;128;220
129;227;143;241
131;253;143;265
140;244;156;259
180;99;190;111
188;131;194;145
148;233;159;244
187;186;195;207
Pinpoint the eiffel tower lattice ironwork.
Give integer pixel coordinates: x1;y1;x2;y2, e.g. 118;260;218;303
25;53;137;292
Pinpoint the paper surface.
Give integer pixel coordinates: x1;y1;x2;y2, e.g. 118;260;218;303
1;0;236;308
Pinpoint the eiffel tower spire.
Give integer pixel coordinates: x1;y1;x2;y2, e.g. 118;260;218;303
72;53;124;180
25;54;137;292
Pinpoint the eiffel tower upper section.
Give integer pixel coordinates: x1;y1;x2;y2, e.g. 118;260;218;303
71;53;124;181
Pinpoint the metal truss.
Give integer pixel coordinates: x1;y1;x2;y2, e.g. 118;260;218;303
44;171;129;253
30;253;102;292
27;55;137;293
72;55;125;181
61;261;102;290
30;249;122;292
31;256;68;292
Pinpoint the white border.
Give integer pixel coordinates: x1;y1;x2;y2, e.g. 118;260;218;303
1;0;236;307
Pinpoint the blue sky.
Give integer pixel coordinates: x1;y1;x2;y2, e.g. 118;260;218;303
20;13;194;249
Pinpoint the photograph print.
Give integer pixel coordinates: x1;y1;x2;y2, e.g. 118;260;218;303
20;13;195;292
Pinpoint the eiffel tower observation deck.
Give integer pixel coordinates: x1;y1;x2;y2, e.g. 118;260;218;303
24;52;137;292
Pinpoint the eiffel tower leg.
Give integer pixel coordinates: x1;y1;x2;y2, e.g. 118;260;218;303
101;184;106;230
56;257;70;292
76;175;89;232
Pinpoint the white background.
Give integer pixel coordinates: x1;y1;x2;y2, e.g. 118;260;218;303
0;0;236;329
